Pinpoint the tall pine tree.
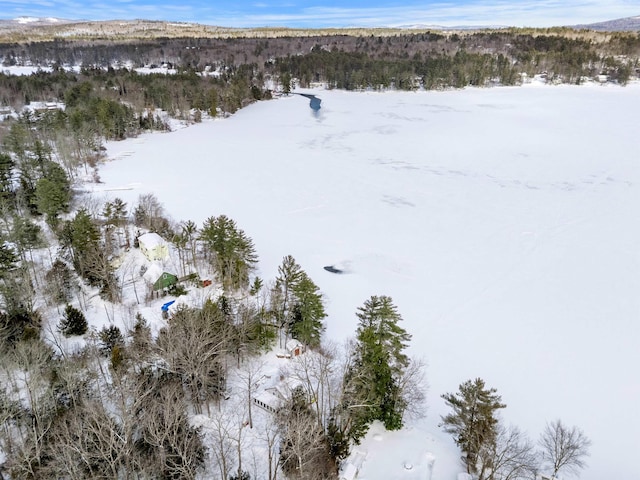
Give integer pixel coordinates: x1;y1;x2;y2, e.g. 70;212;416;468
274;255;326;348
34;161;71;228
441;378;506;475
289;272;326;348
342;295;412;440
199;215;258;291
275;254;304;328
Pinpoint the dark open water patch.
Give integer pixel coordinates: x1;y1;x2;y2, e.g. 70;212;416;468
296;93;322;111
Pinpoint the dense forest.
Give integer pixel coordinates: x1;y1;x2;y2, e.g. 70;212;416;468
1;28;639;108
0;24;617;480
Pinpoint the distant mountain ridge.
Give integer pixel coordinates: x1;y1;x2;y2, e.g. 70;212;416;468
0;14;638;42
394;24;508;31
574;15;640;31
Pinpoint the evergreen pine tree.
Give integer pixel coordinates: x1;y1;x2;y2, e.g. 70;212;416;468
199;215;258;291
289;272;326;348
275;254;304;326
0;153;16;208
249;276;263;296
441;378;507;475
44;258;74;304
0;243;17;277
59;209;101;281
131;313;152;353
181;219;199;267
58;304;88;337
281;72;292;94
343;295;412;440
34;161;71;228
99;325;124;355
11;216;43;261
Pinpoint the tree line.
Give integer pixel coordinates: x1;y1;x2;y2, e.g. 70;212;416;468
273;46;521;90
2;28;638;95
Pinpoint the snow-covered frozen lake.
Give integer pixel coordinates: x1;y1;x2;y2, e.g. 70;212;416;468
100;83;640;480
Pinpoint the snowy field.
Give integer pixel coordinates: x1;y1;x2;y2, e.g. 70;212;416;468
99;83;640;480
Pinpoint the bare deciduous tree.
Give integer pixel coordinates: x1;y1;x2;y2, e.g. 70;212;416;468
286;343;341;429
227;401;250;479
133;193;171;236
47;400;126;479
539;419;591;479
396;356;427;424
0;340;56;479
259;418;280;480
138;378;205;480
277;387;337;480
236;357;265;429
207;408;235;480
478;424;539;480
157;304;229;414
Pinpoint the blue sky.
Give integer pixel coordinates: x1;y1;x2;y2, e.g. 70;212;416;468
1;0;638;28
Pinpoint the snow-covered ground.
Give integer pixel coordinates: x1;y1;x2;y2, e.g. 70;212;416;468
0;64;173;76
98;83;640;480
0;65;53;76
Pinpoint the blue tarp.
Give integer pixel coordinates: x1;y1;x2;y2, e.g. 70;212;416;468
161;300;176;312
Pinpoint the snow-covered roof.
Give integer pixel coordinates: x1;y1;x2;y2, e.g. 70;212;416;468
138;232;166;248
253;389;284;412
285;339;303;351
142;263;164;283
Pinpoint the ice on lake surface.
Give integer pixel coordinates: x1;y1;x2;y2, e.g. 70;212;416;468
101;84;640;480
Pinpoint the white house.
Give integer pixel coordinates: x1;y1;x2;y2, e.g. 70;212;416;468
138;232;169;261
252;372;308;414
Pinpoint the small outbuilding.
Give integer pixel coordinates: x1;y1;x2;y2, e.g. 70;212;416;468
277;339;306;359
153;272;178;291
138;232;169;261
286;339;305;357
